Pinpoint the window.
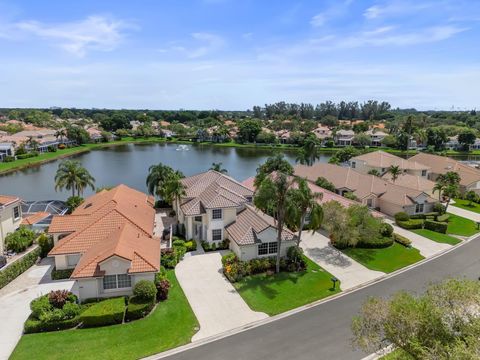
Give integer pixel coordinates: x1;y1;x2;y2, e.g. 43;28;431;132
103;275;117;290
415;203;424;213
246;196;253;203
421;170;427;177
212;229;222;241
13;206;20;220
268;242;278;254
194;216;202;222
258;243;268;256
212;209;222;220
366;199;373;208
117;274;132;288
351;162;356;169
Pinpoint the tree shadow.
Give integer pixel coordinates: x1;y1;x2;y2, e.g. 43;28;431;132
235;271;307;300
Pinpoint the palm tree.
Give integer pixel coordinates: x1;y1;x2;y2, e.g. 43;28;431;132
55;129;67;144
432;181;445;201
443;184;459;212
286;178;324;248
296;134;319;166
387;165;401;183
161;174;186;222
367;169;381;177
55;160;95;197
210;162;228;174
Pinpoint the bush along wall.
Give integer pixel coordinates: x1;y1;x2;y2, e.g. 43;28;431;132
424;220;448;234
0;247;40;289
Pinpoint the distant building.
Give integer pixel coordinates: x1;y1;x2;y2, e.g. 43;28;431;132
335;129;355;146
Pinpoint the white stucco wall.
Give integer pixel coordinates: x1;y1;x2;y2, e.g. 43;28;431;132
0;201;22;254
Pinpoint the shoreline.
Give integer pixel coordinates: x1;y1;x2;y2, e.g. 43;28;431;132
0;137;477;176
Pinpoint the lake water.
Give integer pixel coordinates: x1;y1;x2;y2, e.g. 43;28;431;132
0;143;333;201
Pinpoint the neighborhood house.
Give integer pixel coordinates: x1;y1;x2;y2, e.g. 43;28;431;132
0;195;22;255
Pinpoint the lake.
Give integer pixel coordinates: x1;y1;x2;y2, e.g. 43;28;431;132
0;143;333;201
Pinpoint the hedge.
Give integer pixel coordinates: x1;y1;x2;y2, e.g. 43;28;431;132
16;152;38;159
397;219;424;230
394;233;412;247
51;268;74;280
0;247;40;289
24;314;81;334
424;220;448;234
437;214;450;222
357;236;394;249
394;212;410;222
79;297;126;328
125;296;155;321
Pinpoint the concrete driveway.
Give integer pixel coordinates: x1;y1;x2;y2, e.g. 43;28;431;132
175;251;268;341
0;258;75;360
300;231;385;291
448;203;480;222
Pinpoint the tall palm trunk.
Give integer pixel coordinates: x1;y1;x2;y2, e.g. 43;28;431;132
297;214;306;248
275;208;285;273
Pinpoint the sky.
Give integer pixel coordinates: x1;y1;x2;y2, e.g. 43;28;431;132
0;0;479;110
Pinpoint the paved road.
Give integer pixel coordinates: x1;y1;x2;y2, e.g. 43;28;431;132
160;236;480;360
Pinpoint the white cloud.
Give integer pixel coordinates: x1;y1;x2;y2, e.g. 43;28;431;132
310;13;327;27
189;32;225;58
310;0;353;28
364;1;433;20
15;15;133;56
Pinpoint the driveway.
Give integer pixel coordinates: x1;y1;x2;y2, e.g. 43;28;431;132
0;258;75;360
386;220;452;257
175;251;268;341
448;203;480;222
300;231;385;291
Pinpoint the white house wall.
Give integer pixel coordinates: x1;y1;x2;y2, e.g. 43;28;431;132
0;201;22;254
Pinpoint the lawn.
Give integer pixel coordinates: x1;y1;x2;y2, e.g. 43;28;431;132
382;349;412;359
342;243;424;273
445;213;480;237
233;256;341;316
412;229;461;245
10;271;199;360
451;198;480;214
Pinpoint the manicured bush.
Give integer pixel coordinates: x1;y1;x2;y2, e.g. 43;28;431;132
394;233;412;247
380;223;394;237
184;240;197;252
424;220;448;234
410;214;426;220
0;247;40;289
125;296;155;321
3;155;14;162
79;297;126;328
433;202;446;215
133;280;157;301
221;252;238;266
172;239;185;247
437;214;450;222
357;236;394;249
397;219;424;230
394;212;410;222
285;246;306;271
48;290;75;309
211;242;217;251
201;240;211;252
5;226;36;253
30;295;53;319
37;233;53;258
24;314;81;334
16;152;38;159
161;248;178;268
155;279;171;301
51;267;74;280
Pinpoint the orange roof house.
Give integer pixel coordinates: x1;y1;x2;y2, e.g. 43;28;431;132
48;185;159;300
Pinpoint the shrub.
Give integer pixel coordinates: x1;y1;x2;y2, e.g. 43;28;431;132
221;252;238;266
201;241;211;252
397;219;424;230
133;280;157;301
0;247;40;289
3;155;14;162
424;220;448;234
437;214;450;222
433;202;446;214
62;302;81;319
24;314;81;334
5;226;36;253
66;196;84;214
394;233;412;247
184;240;197;252
285;246;306;271
30;295;53;319
380;223;394;237
51;267;74;280
16;152;38;159
172;239;185;247
211;242;217;251
48;290;74;309
394;212;410;222
161;248;178;268
357;236;394;249
173;242;187;261
58;143;66;149
410;214;426;220
155;279;171;301
37;233;53;258
79;297;126;328
125;296;155;321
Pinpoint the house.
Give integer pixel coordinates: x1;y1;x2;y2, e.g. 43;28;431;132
175;170;296;261
294;163;437;217
21;200;69;231
381;172;436;198
86;128;103;142
350;151;430;177
410;152;480;195
48;185;159;301
335;129;355;146
312;126;332;141
0;142;15;160
445;136;460;151
0;195;22;255
365;129;388;147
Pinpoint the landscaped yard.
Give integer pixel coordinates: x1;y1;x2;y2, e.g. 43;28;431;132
233;256;340;316
10;271;198;360
445;213;480;237
412;229;461;245
342;243;424;273
451;198;480;214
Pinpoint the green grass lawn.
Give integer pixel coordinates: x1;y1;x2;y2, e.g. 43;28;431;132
412;229;461;245
451;198;480;214
10;271;198;360
342;243;424;273
445;213;480;237
233;256;341;316
381;349;412;360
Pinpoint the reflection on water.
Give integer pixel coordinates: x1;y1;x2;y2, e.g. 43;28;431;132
0;143;331;201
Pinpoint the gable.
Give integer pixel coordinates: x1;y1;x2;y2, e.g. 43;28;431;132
99;255;131;275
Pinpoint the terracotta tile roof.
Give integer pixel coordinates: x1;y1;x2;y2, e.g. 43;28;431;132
71;223;159;278
0;195;20;207
180;170;253;216
352;151;429;171
48;184;158;278
21;212;49;225
410;153;480;187
225;205;295;246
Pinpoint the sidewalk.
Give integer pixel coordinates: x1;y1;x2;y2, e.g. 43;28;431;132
300;231;385;291
447;204;480;222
